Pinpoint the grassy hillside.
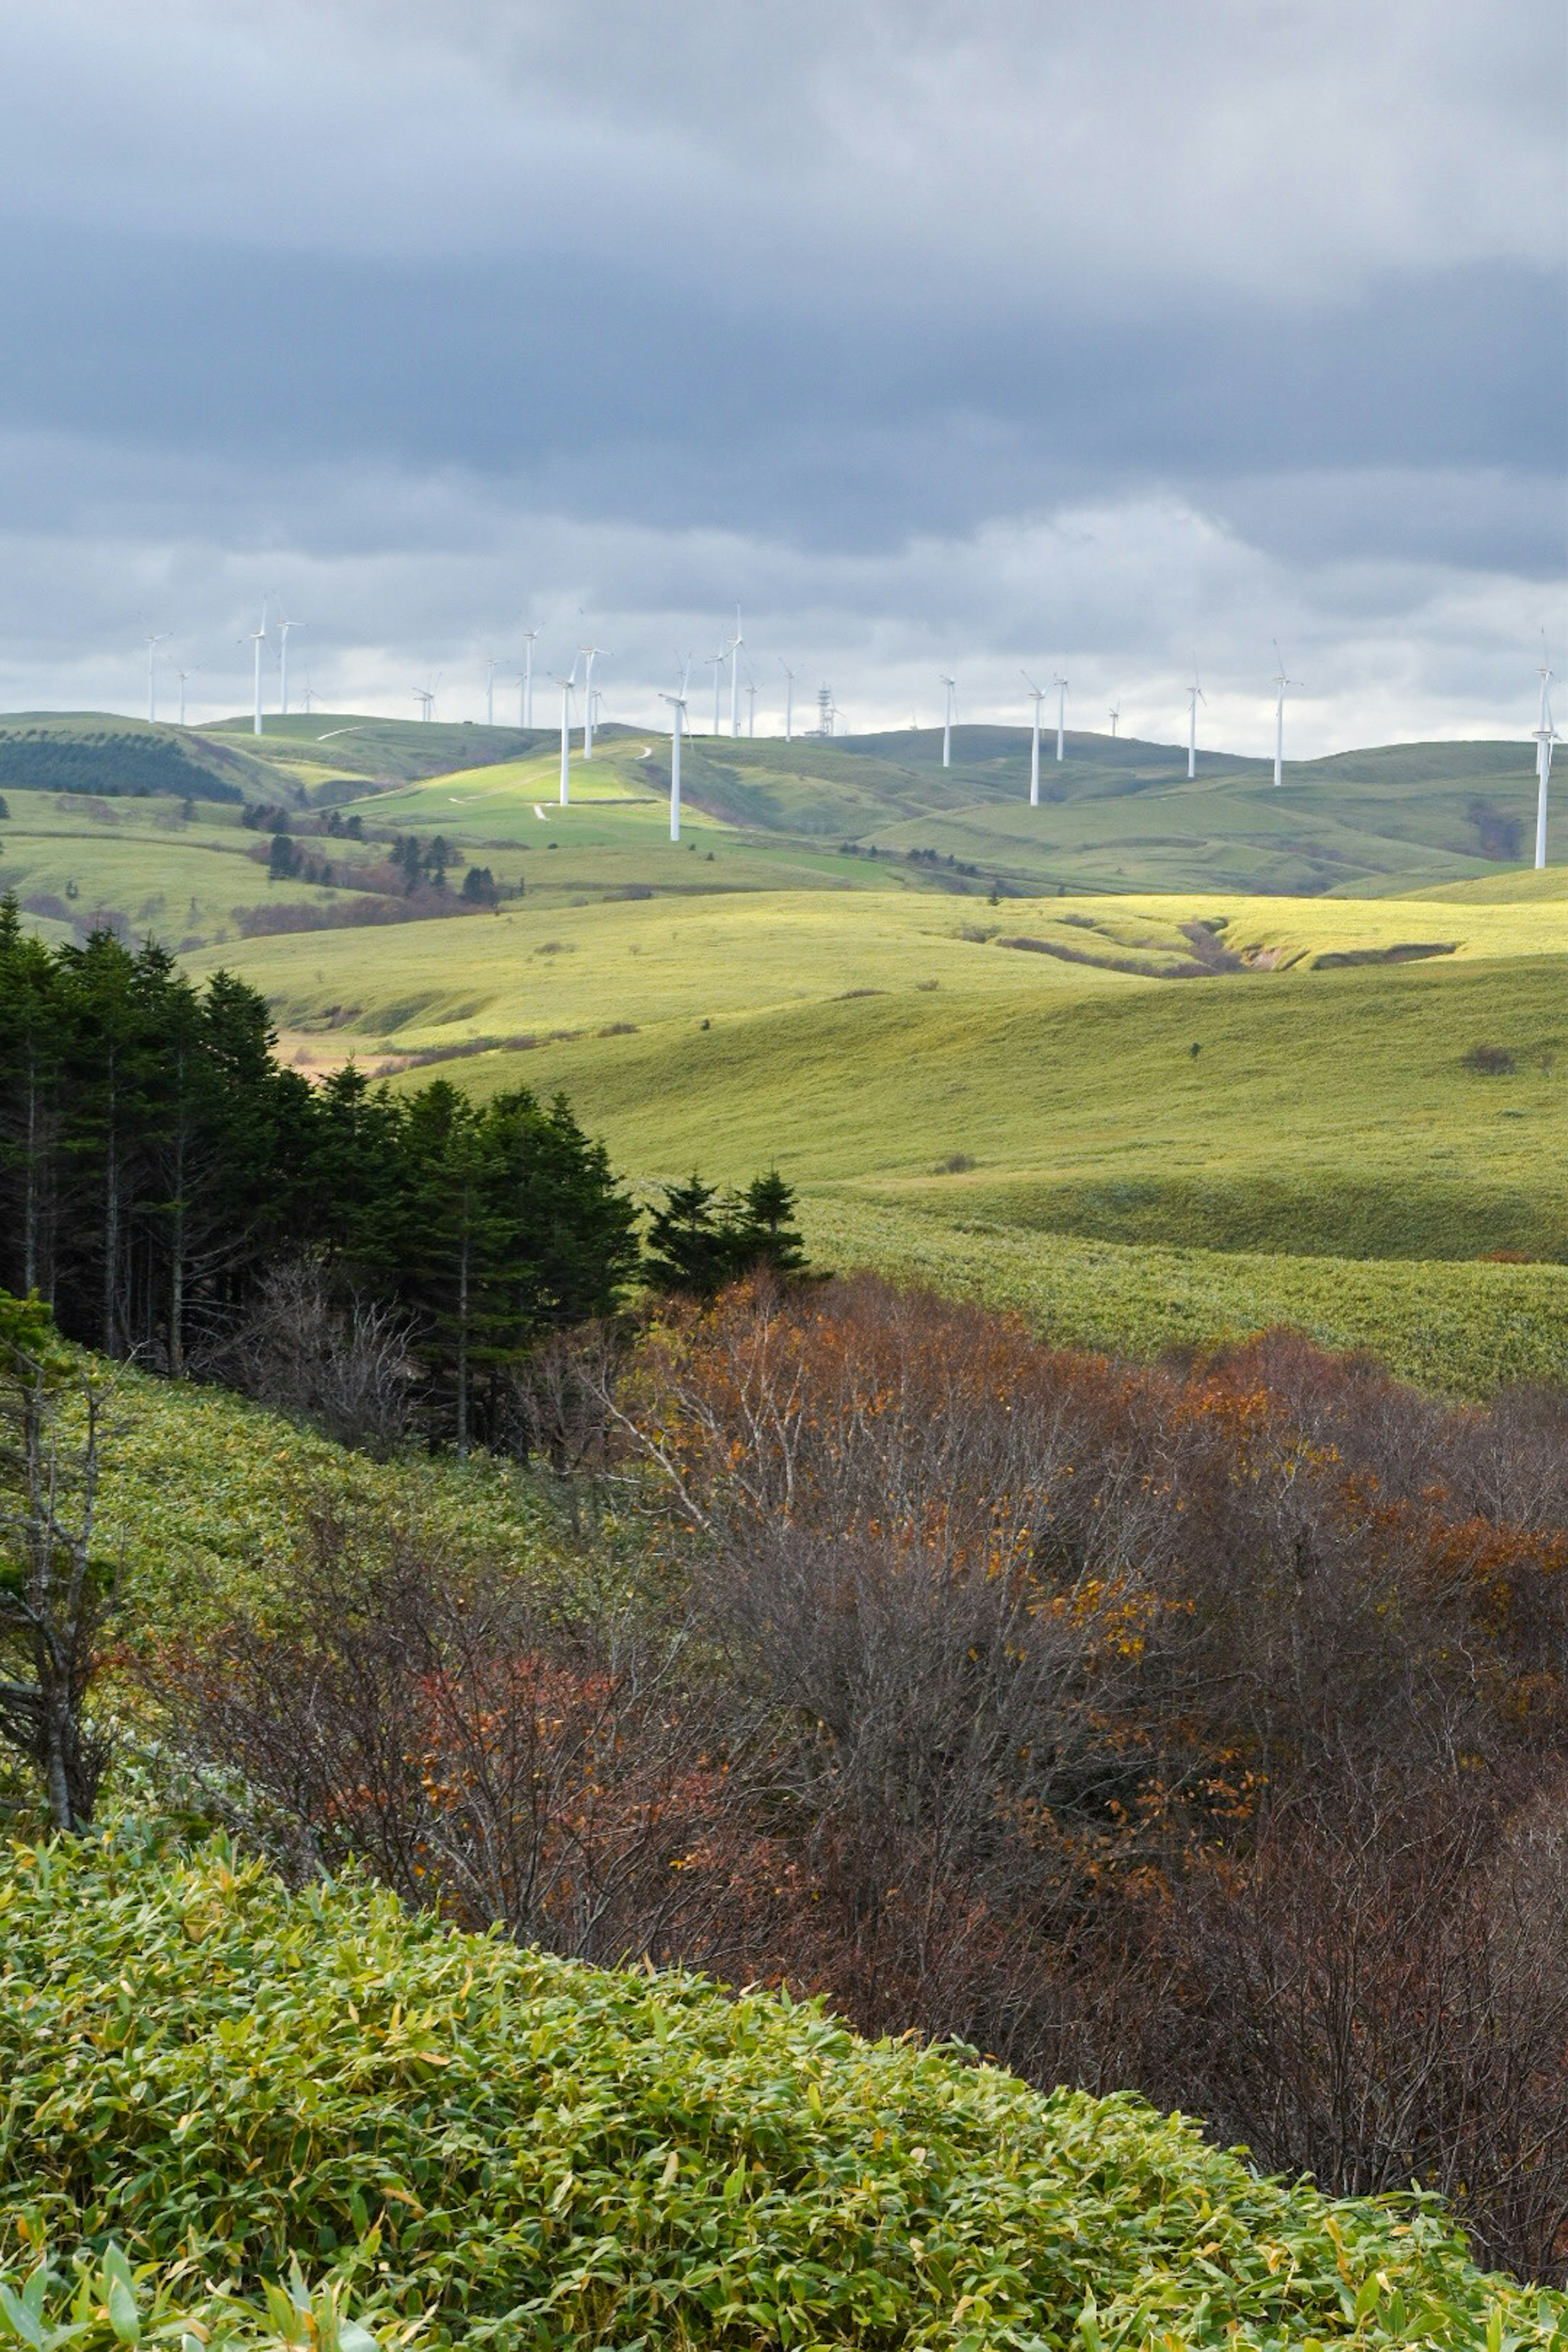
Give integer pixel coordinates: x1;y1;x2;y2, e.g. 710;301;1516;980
203;710;552;788
0;711;555;813
64;1360;565;1648
11;708;1564;1390
6;712;1550;897
193;898;1568;1254
0;793;364;948
169;879;1568;1381
4;1832;1561;2349
602;725;1545;897
0;714;247;802
805;1197;1568;1398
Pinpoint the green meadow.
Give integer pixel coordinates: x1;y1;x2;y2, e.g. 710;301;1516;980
10;709;1567;1389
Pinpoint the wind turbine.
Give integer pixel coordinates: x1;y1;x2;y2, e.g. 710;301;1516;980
1271;641;1301;787
779;658;796;742
519;628;539;728
552;662;578;804
144;633;169;724
411;685;435;722
301;676;315;717
1053;673;1068;761
705;639;726;735
486;658;497;728
581;644;608;758
745;675;758;737
277;616;305;717
1022;673;1046;806
242;602;268;736
940;674;955;768
1534;653;1558;871
727;606;743;736
659;657;692;842
1108;701;1120;740
176;669;189;726
1185;670;1207;779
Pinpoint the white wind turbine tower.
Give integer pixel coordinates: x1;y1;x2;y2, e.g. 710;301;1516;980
486;659;497;727
779;658;796;742
705;640;726;735
659;657;692;842
1053;673;1068;761
1108;700;1120;740
520;628;539;728
552;662;578;804
940;674;956;768
302;676;315;717
1185;670;1207;779
411;685;435;721
242;601;268;736
144;633;169;724
277;617;305;717
1271;641;1301;787
1022;673;1046;806
727;606;743;736
1534;653;1558;871
580;645;608;759
745;675;757;737
176;669;189;726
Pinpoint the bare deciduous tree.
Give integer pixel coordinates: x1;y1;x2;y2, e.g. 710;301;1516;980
198;1258;416;1456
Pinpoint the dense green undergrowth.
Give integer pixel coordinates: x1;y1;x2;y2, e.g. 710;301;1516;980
60;1362;569;1647
2;1832;1563;2352
805;1193;1568;1398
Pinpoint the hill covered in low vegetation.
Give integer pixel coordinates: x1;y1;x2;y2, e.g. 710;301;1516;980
3;1829;1561;2350
6;1274;1568;2307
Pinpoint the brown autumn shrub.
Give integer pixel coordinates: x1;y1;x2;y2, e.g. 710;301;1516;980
156;1274;1568;2280
155;1503;731;1965
595;1278;1568;2278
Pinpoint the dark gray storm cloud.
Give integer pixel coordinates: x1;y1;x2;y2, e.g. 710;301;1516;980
0;0;1562;744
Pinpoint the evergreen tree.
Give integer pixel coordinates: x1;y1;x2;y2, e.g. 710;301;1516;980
645;1174;731;1299
732;1169;809;1280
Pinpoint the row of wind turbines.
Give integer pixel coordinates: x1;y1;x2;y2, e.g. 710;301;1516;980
143;604;317;733
138;607;1560;871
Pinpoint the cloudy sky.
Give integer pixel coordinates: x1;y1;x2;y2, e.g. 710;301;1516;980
0;0;1563;750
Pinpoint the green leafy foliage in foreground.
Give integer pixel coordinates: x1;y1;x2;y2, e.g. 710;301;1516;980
804;1192;1568;1399
2;1835;1563;2351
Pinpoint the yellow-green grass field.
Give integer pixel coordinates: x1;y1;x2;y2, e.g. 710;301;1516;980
11;708;1568;1391
188;882;1568;1059
178;885;1568;1388
804;1196;1568;1399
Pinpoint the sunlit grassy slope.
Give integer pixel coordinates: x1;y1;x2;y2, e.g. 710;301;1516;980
190;889;1568;1276
13;708;1566;1385
189;882;1568;1055
298;720;1551;897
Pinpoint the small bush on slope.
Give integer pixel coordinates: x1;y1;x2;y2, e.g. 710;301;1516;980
2;1833;1563;2351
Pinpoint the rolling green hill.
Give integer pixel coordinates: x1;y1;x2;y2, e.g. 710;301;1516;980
9;708;1564;1392
4;711;1549;898
0;711;557;811
176;887;1568;1393
0;714;248;802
